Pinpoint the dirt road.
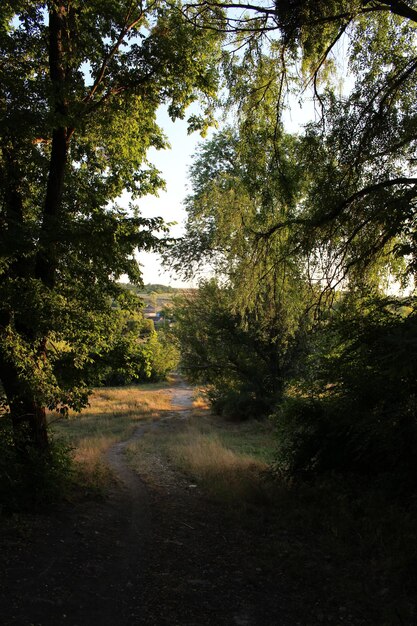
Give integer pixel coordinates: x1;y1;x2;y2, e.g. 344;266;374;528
0;379;374;625
0;381;195;626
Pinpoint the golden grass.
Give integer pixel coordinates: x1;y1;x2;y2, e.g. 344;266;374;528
170;427;269;504
74;385;173;420
50;382;174;489
73;435;114;463
191;393;210;410
50;380;274;502
71;436;115;489
126;407;275;507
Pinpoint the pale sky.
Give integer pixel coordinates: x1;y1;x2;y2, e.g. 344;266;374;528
129;106;211;288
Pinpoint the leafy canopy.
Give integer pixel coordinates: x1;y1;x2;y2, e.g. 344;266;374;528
0;1;223;444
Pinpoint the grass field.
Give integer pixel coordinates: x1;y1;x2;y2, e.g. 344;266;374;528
50;381;277;504
127;410;277;506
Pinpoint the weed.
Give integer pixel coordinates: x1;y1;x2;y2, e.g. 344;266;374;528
170;427;269;504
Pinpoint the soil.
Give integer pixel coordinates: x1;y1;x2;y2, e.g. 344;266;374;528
0;380;383;625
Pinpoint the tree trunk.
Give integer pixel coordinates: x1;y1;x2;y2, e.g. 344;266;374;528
35;3;69;288
0;4;71;456
0;358;49;455
11;399;49;454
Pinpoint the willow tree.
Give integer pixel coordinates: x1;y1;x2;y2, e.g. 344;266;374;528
0;1;222;455
178;0;417;292
167;0;417;433
168;51;315;415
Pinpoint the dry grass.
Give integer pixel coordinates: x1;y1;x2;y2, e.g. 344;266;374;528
170;426;269;504
190;392;210;410
75;384;173;420
127;409;276;507
50;382;173;490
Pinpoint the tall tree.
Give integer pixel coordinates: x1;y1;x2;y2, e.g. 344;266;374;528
0;1;222;455
177;0;417;294
168;0;417;431
168;69;313;415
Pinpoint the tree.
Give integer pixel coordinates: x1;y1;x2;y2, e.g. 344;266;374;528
174;279;300;418
168;2;417;475
171;0;417;293
272;291;417;483
98;307;179;385
168;79;313;416
0;1;222;456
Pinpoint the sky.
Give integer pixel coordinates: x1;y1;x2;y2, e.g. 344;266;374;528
130;101;314;289
126;106;211;288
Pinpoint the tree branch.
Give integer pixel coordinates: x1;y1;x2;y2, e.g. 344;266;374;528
83;5;145;105
256;177;417;240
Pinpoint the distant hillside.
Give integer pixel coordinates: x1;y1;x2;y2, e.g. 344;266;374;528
119;283;196;315
122;283;178;295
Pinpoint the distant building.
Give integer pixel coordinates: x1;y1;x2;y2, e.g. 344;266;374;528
143;304;157;319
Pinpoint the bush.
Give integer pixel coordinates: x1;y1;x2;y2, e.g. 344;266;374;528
274;390;417;483
173;280;299;419
101;329;179;386
272;297;417;489
208;386;273;421
0;418;73;513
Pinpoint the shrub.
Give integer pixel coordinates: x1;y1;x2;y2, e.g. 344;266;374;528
208;386;273;421
274;298;417;487
0;418;73;513
173;280;301;419
101;330;179;386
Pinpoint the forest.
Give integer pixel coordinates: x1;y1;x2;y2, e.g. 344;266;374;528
1;1;417;624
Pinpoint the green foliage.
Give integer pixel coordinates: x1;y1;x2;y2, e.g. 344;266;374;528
274;296;417;485
0;1;223;453
0;418;73;513
141;284;178;294
174;280;304;419
167;0;417;489
168;92;313;419
144;328;180;381
92;308;179;386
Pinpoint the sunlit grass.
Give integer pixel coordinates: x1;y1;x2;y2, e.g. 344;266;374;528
190;392;210;410
49;382;173;490
127;412;276;506
170;426;269;504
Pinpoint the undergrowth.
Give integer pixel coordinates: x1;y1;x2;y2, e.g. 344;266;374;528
0;420;73;514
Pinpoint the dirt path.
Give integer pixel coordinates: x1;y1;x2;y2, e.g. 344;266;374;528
0;380;196;626
0;458;150;625
0;380;377;625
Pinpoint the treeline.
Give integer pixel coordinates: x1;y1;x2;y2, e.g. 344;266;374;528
122;283;180;295
95;301;179;387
